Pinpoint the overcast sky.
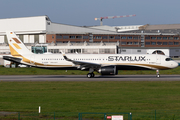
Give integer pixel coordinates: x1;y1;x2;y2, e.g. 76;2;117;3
1;0;180;26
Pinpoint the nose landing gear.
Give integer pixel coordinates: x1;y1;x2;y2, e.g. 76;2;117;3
156;70;160;78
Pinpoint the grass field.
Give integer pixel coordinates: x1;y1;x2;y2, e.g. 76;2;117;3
1;66;180;119
1;81;180;119
1;81;180;112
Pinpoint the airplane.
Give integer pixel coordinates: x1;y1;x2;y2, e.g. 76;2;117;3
3;31;179;78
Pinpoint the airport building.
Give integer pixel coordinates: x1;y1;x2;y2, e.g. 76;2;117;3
0;15;180;62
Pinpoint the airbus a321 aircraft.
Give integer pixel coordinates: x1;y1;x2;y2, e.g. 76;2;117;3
3;31;178;78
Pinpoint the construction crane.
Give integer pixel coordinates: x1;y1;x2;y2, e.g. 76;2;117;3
95;14;136;26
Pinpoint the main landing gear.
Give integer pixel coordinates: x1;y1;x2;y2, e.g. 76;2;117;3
87;73;95;78
156;70;160;78
87;68;95;78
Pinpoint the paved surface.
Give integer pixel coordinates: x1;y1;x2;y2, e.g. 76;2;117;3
0;75;180;81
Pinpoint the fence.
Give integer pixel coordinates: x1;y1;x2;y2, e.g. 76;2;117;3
0;110;180;120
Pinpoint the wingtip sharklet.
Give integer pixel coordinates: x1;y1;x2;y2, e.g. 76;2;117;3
60;50;68;60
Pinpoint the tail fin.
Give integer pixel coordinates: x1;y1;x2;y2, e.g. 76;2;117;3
6;31;33;57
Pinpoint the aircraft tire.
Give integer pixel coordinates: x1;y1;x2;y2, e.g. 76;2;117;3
87;73;92;78
91;73;95;78
157;74;160;78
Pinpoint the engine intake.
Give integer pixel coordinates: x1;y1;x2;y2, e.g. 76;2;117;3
99;66;118;75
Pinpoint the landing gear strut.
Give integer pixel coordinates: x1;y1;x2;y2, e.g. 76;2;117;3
156;70;160;78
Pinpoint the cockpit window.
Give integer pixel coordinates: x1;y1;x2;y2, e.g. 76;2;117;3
165;58;173;61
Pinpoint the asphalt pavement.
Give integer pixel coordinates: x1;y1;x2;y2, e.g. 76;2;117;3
0;75;180;81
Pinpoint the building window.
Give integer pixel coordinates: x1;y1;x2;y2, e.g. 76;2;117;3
157;42;162;45
109;36;114;39
121;42;126;45
169;42;173;45
145;42;150;45
163;37;168;40
102;36;108;39
47;22;50;25
168;37;173;40
127;36;132;39
121;36;127;39
151;42;156;45
83;36;89;39
174;37;179;40
157;37;162;40
122;50;126;52
115;36;120;39
163;42;167;45
174;42;179;45
34;35;39;43
104;49;110;53
127;42;133;45
176;50;179;52
56;35;62;39
137;50;141;52
134;42;139;45
76;36;82;39
63;36;69;39
69;36;75;39
145;36;150;39
54;49;60;53
133;36;138;39
68;49;81;53
94;36;101;39
151;37;156;40
19;35;24;42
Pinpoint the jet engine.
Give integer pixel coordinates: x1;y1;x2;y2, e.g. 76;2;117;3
98;66;118;75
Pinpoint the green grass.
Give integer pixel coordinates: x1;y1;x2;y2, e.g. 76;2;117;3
0;65;180;75
0;81;180;119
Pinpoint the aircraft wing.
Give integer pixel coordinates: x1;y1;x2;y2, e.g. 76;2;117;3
62;54;101;69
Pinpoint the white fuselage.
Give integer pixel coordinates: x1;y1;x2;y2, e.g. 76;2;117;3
20;53;178;70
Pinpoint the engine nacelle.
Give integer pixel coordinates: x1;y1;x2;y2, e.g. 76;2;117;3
98;66;118;75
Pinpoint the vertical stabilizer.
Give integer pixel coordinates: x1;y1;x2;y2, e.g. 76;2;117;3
6;31;33;57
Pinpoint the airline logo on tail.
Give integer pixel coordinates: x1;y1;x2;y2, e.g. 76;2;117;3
6;31;32;57
7;32;22;57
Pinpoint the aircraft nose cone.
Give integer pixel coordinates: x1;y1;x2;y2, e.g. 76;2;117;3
173;61;179;68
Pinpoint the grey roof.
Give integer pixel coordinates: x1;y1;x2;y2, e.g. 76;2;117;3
86;25;116;32
141;24;180;30
47;23;117;34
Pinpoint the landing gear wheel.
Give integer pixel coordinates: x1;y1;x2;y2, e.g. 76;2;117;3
156;70;160;78
87;73;92;78
91;73;95;78
87;73;95;78
157;74;160;78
